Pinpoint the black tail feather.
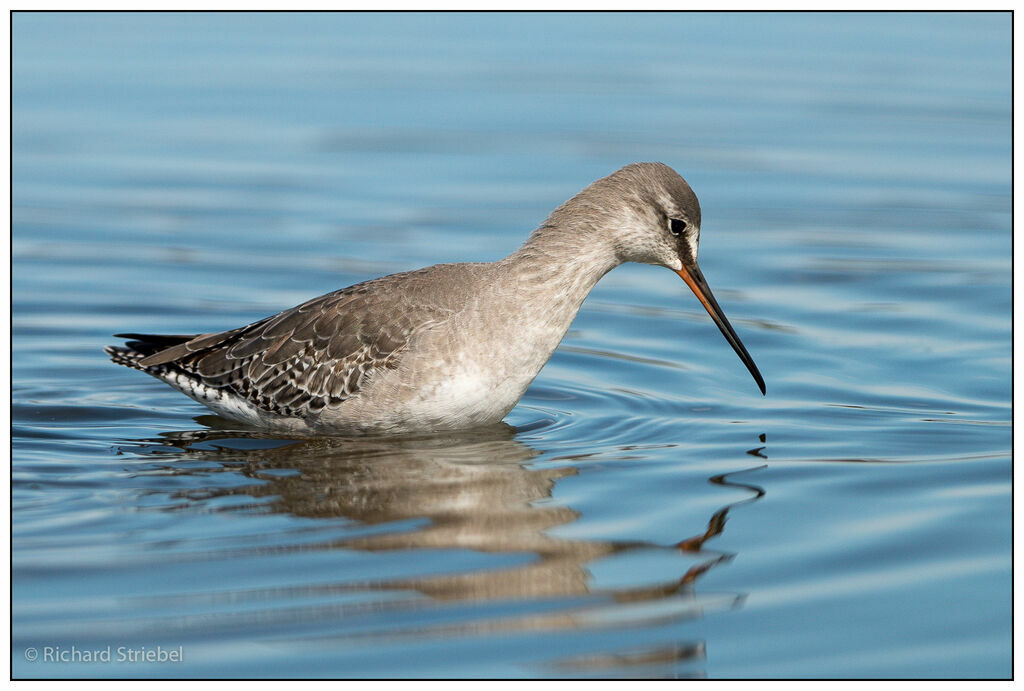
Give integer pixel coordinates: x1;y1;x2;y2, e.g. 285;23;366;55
113;333;196;347
106;333;197;370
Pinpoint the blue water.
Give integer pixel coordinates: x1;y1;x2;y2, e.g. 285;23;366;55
12;12;1011;679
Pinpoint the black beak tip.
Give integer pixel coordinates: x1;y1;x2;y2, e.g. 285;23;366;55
750;369;766;396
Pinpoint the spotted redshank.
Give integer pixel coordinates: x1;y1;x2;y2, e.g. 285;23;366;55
106;163;765;434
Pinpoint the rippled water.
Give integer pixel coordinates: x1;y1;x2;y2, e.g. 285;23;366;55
12;12;1011;679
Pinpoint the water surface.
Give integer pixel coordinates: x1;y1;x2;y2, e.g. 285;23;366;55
12;12;1011;678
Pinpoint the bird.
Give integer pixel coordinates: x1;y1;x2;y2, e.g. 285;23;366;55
106;162;765;435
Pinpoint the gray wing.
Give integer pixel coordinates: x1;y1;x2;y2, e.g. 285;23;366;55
134;276;439;417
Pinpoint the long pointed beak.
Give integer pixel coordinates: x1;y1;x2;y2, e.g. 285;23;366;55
675;262;766;395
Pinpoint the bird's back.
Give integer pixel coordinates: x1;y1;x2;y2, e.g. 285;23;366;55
106;263;493;432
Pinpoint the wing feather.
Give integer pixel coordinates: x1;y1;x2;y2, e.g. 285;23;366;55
120;272;451;417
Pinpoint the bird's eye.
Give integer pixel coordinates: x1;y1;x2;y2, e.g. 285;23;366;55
670;218;687;236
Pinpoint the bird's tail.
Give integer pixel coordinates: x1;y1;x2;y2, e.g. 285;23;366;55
105;333;196;371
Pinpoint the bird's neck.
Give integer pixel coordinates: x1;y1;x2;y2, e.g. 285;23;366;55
499;219;622;325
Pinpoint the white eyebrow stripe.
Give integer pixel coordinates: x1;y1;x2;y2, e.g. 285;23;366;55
686;225;700;261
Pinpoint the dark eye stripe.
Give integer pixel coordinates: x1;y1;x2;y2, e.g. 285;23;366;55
670;218;687;236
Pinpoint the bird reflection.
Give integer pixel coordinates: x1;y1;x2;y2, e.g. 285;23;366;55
128;418;766;676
